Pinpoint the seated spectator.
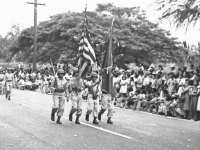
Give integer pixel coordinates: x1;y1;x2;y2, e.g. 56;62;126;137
143;90;152;111
131;90;140;110
174;95;185;118
124;92;135;109
136;90;146;111
164;94;174;116
18;78;26;90
148;92;160;113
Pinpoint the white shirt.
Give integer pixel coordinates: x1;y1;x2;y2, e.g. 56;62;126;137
5;73;13;81
143;76;152;86
113;76;121;86
137;75;144;84
179;78;186;86
18;79;25;85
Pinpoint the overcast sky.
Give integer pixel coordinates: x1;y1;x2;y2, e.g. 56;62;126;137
0;0;199;46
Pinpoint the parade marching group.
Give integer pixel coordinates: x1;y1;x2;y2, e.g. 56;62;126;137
49;68;114;125
0;65;114;125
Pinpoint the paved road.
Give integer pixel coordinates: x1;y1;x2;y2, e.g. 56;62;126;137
0;89;200;150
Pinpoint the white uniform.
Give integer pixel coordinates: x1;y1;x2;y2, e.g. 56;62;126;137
51;77;68;117
69;77;84;116
85;80;100;117
99;93;114;118
4;73;14;99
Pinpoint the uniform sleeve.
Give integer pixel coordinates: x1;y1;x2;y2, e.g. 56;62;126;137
51;77;56;87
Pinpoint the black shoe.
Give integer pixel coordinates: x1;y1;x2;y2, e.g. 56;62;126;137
69;113;73;122
75;115;80;124
51;108;57;121
98;113;102;121
85;114;89;121
56;116;62;124
5;94;8;99
8;96;11;100
93;117;99;125
51;113;55;121
107;117;113;124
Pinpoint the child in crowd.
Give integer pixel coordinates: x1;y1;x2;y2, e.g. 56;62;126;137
148;92;160;113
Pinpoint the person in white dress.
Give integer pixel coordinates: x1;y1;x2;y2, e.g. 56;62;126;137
119;75;128;97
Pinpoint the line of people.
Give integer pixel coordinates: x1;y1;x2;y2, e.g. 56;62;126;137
0;66;115;125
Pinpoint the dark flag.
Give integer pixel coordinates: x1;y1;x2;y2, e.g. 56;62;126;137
102;18;115;96
78;5;96;78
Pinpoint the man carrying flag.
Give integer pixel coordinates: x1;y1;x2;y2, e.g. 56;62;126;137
75;5;101;124
98;18;115;124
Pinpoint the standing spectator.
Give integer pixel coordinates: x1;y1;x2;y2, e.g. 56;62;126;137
182;79;192;119
154;74;162;92
167;72;176;95
139;63;144;71
189;79;200;121
119;75;128;97
137;71;144;91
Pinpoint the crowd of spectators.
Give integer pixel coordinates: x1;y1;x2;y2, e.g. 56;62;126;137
113;64;200;121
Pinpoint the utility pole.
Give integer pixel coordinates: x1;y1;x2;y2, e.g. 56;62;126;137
27;0;45;72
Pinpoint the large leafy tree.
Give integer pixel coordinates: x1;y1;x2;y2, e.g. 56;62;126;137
95;3;188;67
0;24;21;61
154;0;200;30
9;3;188;68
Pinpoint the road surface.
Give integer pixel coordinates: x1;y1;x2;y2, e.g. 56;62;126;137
0;89;200;150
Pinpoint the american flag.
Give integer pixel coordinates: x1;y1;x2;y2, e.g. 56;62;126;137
78;6;96;78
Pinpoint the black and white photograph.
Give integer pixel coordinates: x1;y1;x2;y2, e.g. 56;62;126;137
0;0;200;150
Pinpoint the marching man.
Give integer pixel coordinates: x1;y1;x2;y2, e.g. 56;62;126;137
4;68;14;100
68;70;84;124
0;68;5;94
50;69;69;124
98;89;114;124
85;72;101;124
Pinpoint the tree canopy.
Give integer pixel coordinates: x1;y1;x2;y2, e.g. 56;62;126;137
8;3;188;68
0;24;20;61
154;0;200;30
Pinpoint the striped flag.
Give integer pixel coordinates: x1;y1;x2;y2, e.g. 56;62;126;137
78;6;96;78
